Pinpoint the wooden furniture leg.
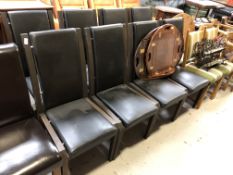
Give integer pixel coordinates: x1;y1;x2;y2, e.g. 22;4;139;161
194;85;210;109
210;77;224;99
222;72;233;90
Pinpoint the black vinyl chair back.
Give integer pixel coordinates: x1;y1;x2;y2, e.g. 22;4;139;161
128;20;160;81
130;7;153;22
28;29;87;110
59;9;97;29
85;24;127;94
4;10;54;77
0;43;34;128
98;8;129;25
163;17;183;35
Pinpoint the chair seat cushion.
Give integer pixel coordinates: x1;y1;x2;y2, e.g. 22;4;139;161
185;64;223;83
214;61;233;75
97;84;159;127
46;98;117;158
171;67;209;93
0;118;61;175
134;79;187;107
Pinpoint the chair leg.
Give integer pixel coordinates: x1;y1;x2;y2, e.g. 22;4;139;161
223;72;233;91
172;98;186;121
108;136;118;161
108;123;125;160
52;167;62;175
194;85;210;109
61;153;71;175
210;77;224;100
144;115;158;139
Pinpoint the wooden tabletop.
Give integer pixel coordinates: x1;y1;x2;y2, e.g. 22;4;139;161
155;6;184;14
0;1;53;11
185;0;224;9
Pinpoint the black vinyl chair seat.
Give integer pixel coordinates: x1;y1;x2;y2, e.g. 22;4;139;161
171;67;210;93
97;84;159;127
134;79;187;108
46;98;117;158
0;118;61;175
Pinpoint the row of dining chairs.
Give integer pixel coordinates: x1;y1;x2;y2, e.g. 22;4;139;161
58;7;154;28
1;8;151;94
1;8;210;108
0;9;210;174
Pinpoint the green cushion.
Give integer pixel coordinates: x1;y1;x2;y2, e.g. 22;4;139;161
208;68;224;80
185;65;223;84
214;61;233;75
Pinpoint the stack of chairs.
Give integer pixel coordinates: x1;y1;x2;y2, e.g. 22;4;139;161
1;4;233;174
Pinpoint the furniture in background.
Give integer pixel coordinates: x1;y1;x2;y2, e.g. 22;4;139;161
155;5;184;19
1;10;54;94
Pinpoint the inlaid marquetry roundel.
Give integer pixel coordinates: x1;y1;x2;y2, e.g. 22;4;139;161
134;24;184;79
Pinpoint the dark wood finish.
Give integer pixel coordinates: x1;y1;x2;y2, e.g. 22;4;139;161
210;77;224;99
134;24;183;80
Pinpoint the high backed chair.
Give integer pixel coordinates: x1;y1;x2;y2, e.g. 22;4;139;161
130;7;153;22
128;20;188;121
171;14;226;99
88;0;118;9
98;8;129;25
117;0;140;8
195;23;233;91
183;28;226;99
22;28;120;174
0;43;62;175
1;10;54;94
202;26;233;91
85;24;160;142
161;17;210;109
215;20;233;61
59;9;97;29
